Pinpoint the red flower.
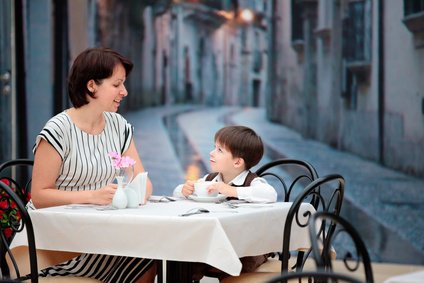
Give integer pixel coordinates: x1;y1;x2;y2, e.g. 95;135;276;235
0;179;10;186
3;228;12;238
0;200;8;209
0;179;25;240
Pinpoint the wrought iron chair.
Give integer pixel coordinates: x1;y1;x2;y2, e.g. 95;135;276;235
280;174;344;273
265;270;363;283
249;159;320;273
255;158;319;202
0;181;38;282
309;212;374;283
221;174;345;283
0;160;102;282
194;159;319;283
0;159;33;205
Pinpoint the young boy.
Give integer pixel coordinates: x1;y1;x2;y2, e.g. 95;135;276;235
173;125;277;280
173;125;277;202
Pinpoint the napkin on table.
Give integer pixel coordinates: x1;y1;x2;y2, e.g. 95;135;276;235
126;172;148;205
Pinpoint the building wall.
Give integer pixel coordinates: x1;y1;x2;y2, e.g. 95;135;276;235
383;1;424;176
273;0;424;177
315;0;341;147
25;0;54;156
337;0;379;161
141;7;159;105
268;0;306;133
153;12;172;104
146;1;268;108
68;0;96;63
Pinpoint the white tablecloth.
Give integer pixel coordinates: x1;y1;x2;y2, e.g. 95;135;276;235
21;200;314;276
383;270;424;283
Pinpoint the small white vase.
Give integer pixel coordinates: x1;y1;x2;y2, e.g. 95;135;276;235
112;184;128;209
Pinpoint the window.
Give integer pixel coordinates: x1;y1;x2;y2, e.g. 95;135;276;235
252;31;262;73
404;0;424;16
403;0;424;44
341;0;372;108
316;0;334;40
343;1;367;62
291;0;304;52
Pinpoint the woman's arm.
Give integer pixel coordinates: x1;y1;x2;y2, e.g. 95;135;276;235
122;139;153;199
31;139;117;208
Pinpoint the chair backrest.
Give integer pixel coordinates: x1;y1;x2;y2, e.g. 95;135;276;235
309;212;374;283
255;159;318;202
0;181;38;282
265;270;363;283
281;174;345;273
0;159;33;206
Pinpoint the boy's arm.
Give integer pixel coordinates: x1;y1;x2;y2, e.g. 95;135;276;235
173;175;209;197
236;177;278;203
173;184;185;198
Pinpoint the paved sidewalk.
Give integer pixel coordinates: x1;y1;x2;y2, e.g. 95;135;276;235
126;105;424;265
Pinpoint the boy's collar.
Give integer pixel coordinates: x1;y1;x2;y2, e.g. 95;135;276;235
216;170;249;185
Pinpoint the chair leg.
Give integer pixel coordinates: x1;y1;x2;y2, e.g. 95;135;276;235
295;251;305;272
156;260;163;283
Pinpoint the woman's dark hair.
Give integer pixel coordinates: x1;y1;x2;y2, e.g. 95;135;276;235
68;47;134;108
214;126;264;169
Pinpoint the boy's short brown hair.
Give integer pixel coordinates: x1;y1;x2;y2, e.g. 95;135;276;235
214;126;264;169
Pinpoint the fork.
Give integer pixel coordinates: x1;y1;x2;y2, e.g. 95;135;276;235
179;208;210;217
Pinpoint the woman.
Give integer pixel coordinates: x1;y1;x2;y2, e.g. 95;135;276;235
31;47;156;283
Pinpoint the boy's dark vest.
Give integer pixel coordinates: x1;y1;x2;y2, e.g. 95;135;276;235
205;171;258;187
203;171;270;274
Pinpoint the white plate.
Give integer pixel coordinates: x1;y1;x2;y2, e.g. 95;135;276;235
188;194;227;203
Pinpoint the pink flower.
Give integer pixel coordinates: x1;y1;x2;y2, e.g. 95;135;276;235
108;151;136;169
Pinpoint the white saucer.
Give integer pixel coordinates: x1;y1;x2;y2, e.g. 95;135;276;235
188;194;227;203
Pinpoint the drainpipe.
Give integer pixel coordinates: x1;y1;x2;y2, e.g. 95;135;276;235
378;0;385;164
266;0;277;120
15;0;27;158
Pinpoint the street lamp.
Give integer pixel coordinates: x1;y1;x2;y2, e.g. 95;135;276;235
239;8;254;23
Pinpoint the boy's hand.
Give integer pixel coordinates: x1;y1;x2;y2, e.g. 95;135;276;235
182;180;195;197
208;182;237;198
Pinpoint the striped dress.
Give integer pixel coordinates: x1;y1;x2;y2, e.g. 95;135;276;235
32;111;154;283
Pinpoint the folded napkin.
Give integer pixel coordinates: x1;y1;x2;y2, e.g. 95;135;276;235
127;172;148;205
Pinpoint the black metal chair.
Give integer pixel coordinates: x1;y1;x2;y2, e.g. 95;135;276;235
254;159;320;271
0;159;33;205
0;181;38;282
0;161;104;282
280;174;345;273
309;212;374;283
221;174;345;283
196;159;319;283
265;270;363;283
255;158;318;202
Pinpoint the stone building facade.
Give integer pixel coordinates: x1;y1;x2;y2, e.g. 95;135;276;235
267;0;424;178
2;0;424;178
142;0;269;107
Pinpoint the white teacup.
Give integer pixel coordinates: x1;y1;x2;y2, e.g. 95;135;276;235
194;181;218;197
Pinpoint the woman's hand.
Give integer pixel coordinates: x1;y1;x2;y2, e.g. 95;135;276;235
181;180;195;197
92;184;118;205
208;182;237;198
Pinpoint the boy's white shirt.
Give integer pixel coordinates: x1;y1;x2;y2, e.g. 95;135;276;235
173;170;278;203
